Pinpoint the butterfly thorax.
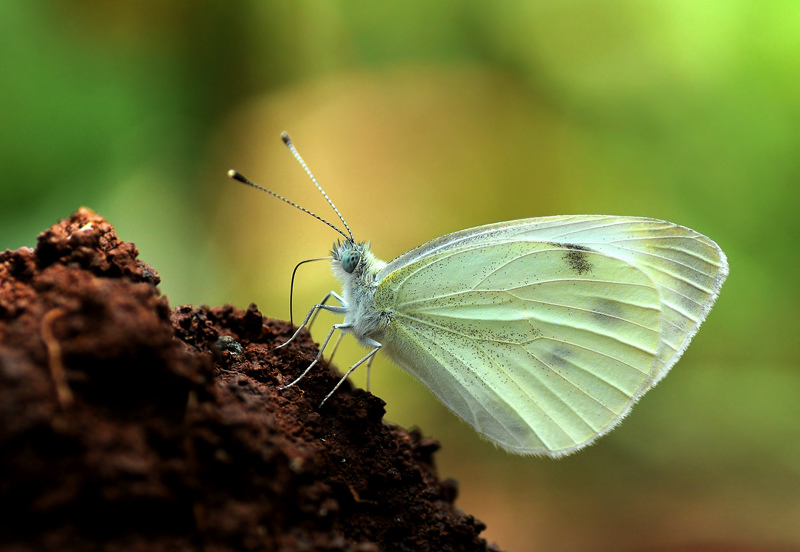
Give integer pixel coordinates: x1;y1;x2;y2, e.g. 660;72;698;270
331;240;390;345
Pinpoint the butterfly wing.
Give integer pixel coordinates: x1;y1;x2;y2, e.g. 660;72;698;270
373;216;728;456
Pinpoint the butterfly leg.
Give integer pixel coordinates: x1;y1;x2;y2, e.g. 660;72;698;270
365;351;378;392
280;322;352;390
306;293;345;368
327;331;346;365
319;338;382;407
308;291;345;330
276;301;348;350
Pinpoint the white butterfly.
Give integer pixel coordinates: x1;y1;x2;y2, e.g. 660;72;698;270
229;134;728;457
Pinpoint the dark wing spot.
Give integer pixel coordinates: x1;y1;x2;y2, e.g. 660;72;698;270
563;249;593;275
547;241;588;250
542;345;573;373
591;299;623;326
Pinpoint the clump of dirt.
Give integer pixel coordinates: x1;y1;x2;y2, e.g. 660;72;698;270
0;208;501;552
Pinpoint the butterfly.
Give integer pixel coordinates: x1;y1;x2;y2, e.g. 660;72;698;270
229;134;728;457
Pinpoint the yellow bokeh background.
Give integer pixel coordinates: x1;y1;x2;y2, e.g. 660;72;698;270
2;2;799;550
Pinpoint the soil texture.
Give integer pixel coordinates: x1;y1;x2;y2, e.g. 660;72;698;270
0;208;500;552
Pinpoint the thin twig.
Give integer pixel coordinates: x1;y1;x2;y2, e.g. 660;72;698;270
41;308;74;409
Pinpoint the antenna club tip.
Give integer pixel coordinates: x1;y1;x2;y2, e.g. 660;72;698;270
281;131;292;145
227;170;248;184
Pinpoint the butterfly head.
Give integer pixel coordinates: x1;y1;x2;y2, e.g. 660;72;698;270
331;240;386;284
332;240;365;275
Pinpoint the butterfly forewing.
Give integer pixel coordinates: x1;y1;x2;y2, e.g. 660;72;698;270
374;216;727;456
516;217;729;390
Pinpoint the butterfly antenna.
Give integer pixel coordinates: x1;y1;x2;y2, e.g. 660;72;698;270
281;132;354;242
227;170;350;242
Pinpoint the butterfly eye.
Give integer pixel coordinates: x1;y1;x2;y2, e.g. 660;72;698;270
341;249;361;273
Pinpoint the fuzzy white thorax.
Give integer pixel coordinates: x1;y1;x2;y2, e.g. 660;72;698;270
331;240;389;347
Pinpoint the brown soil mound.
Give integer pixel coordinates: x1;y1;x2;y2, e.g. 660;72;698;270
0;208;501;552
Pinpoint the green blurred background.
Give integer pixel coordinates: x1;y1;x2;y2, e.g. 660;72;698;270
2;1;798;550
